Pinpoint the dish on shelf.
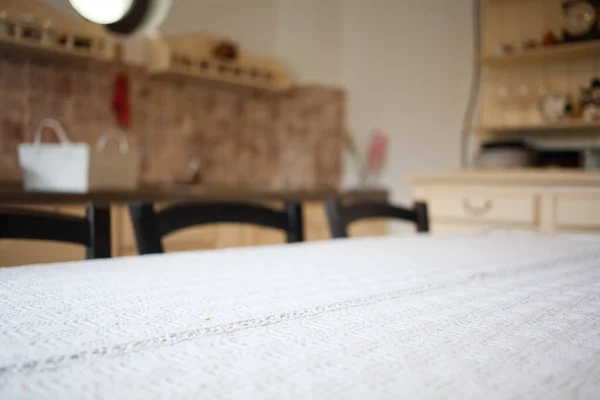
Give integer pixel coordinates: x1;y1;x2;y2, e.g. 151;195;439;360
474;141;536;169
539;92;569;123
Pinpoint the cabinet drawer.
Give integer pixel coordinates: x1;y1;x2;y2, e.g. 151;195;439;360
554;195;600;229
428;193;537;225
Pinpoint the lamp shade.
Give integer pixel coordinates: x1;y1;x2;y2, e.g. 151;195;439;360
69;0;171;36
69;0;134;24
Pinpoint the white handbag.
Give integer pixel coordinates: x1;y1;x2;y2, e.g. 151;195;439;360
18;119;140;193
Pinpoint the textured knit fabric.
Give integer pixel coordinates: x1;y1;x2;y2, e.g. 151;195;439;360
1;232;599;399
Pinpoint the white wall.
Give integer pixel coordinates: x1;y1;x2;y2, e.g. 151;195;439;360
341;0;473;232
163;0;278;56
275;0;344;86
41;0;78;17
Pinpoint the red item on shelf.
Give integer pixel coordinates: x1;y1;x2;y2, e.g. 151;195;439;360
543;29;558;47
112;73;130;128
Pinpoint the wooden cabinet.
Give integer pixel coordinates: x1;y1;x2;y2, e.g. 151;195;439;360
1;201;388;267
475;0;600;138
410;171;600;235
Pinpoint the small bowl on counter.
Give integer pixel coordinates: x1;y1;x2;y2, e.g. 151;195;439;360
474;140;537;169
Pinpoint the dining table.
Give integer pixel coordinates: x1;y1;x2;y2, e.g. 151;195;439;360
1;232;599;399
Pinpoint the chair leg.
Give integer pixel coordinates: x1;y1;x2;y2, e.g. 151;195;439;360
86;204;112;259
325;200;348;239
414;202;429;233
129;203;164;254
285;202;304;243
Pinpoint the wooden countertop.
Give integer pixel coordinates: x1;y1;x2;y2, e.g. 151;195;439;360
0;185;388;205
408;169;600;187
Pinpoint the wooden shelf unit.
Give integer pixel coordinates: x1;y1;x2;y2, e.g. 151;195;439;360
477;0;600;139
1;0;292;92
468;121;600;134
481;40;600;67
0;31;114;62
147;34;293;92
0;0;116;63
149;64;288;92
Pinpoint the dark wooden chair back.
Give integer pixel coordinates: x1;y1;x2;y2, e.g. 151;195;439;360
0;205;111;259
326;200;429;238
129;202;304;255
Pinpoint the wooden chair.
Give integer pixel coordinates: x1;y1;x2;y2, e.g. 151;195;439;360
0;205;111;259
325;200;429;238
128;202;304;255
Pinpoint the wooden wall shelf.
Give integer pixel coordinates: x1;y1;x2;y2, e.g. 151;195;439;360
0;32;114;63
149;64;287;91
0;0;116;63
468;121;600;134
478;0;600;140
147;34;293;92
481;40;600;67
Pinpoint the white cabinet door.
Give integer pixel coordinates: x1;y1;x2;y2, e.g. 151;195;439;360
553;194;600;230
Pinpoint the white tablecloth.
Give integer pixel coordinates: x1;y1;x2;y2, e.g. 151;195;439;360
1;232;599;399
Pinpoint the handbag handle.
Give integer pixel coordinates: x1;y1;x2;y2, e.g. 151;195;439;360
33;119;71;145
95;129;130;154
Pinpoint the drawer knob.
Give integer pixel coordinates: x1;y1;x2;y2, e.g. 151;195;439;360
462;199;493;216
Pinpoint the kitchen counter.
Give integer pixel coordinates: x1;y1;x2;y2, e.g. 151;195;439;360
0;185;388;205
408;169;600;187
